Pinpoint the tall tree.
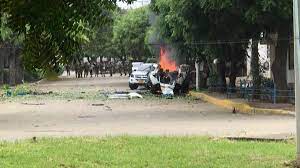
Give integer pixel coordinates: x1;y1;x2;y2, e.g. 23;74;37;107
0;0;133;72
149;0;251;90
113;7;151;61
242;0;293;101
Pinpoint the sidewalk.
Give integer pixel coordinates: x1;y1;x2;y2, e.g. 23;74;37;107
190;91;295;116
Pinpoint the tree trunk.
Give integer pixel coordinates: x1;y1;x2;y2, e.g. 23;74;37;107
15;48;23;84
200;61;209;88
9;46;16;85
229;73;237;88
251;40;261;99
229;61;238;90
0;47;4;85
271;26;289;102
217;61;226;92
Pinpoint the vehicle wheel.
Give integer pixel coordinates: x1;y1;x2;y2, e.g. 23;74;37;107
145;81;152;89
129;83;139;90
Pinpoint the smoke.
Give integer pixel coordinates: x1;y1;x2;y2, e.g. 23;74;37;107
146;11;185;66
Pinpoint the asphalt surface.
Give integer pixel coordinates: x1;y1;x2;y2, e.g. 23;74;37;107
0;72;295;140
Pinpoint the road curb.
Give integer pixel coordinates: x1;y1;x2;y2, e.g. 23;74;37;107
190;91;295;116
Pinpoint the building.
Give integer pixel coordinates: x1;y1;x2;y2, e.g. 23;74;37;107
246;36;295;88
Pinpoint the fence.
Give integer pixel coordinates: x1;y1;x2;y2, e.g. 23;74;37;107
210;79;295;104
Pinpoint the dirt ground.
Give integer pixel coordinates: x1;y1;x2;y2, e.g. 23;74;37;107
0;72;296;140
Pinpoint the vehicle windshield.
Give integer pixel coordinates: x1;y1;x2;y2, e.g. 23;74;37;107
137;65;153;71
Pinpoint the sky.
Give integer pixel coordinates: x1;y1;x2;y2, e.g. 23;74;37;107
117;0;151;9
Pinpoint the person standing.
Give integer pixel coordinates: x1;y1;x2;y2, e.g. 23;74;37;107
89;63;94;78
83;62;89;78
108;61;113;77
101;62;106;77
94;63;100;77
65;64;71;76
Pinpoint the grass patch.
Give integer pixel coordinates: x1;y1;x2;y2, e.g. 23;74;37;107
0;136;295;168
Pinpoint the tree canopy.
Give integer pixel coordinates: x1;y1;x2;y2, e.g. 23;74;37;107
112;7;151;61
0;0;133;72
148;0;293;91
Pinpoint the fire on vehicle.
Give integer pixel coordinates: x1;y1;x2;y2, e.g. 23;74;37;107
129;47;192;98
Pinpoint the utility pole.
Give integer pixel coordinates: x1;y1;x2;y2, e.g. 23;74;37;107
294;0;300;165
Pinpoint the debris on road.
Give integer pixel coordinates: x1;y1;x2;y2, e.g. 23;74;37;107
91;103;105;106
78;115;96;119
108;92;143;99
128;92;143;99
31;91;53;95
21;103;46;106
160;83;175;98
105;106;112;111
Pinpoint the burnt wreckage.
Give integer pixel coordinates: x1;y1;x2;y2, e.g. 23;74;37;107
147;64;192;96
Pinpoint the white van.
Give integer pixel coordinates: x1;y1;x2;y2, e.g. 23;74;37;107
129;63;157;90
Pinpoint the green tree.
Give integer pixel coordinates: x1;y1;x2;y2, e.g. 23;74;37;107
243;0;293;100
149;0;251;89
113;7;151;61
0;0;133;72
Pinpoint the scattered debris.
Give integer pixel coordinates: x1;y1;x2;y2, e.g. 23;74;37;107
108;93;129;99
105;106;112;111
128;93;143;99
21;103;45;106
160;83;175;98
91;103;105;106
108;92;143;99
78;115;96;119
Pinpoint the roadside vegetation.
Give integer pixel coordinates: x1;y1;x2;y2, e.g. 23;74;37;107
0;136;295;168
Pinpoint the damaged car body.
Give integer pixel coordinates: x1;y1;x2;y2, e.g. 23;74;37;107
148;64;192;97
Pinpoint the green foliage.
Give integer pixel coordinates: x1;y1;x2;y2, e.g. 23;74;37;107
24;69;44;82
0;0;134;72
1;84;32;97
13;84;31;96
81;10;116;59
149;0;292;90
1;84;10;95
0;13;12;41
113;7;152;61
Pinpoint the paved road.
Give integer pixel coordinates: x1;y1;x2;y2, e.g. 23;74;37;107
0;74;295;140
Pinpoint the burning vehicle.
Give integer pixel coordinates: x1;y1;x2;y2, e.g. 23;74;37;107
148;64;192;96
128;47;192;95
147;47;192;96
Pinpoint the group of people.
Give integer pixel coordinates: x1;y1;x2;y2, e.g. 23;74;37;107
65;61;131;78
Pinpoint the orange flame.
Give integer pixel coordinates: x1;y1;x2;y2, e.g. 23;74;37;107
159;47;177;72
